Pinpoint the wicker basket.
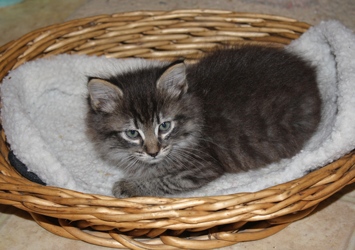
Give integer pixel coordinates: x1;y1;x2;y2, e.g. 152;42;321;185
0;9;354;249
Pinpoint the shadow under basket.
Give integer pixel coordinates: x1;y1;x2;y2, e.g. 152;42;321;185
0;9;354;250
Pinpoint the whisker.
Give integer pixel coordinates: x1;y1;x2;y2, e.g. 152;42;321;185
168;148;209;172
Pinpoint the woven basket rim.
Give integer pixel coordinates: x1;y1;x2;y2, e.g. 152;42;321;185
0;9;354;249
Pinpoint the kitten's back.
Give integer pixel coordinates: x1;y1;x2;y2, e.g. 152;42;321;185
187;46;321;171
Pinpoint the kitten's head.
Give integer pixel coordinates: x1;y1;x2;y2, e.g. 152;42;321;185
86;62;203;174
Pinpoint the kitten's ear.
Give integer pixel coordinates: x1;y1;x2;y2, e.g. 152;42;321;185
88;78;123;113
157;63;188;98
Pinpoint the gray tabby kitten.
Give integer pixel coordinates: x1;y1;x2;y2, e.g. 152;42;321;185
86;46;321;197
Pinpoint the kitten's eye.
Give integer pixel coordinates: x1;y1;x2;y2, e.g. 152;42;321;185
125;130;140;139
159;121;171;132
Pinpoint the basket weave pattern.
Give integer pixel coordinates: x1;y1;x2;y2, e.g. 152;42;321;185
0;10;354;249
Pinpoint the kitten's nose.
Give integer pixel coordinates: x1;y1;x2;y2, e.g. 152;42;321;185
147;151;159;158
144;135;160;158
145;144;160;158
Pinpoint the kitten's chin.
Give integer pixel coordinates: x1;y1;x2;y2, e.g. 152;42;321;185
146;158;164;164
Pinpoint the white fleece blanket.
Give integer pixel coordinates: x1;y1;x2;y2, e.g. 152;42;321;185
1;20;355;197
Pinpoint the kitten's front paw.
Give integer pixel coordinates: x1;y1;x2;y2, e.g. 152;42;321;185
112;179;136;198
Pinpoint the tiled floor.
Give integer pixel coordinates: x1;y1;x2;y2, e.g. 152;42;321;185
0;0;354;249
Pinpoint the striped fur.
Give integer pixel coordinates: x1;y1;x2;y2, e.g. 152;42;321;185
86;46;321;197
